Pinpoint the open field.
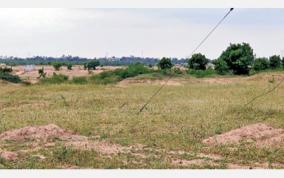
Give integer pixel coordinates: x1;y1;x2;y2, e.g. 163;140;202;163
11;65;122;84
1;71;284;168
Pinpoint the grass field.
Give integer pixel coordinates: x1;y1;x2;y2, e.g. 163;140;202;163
1;71;284;168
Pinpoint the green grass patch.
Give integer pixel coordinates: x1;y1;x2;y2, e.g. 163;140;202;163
70;76;88;84
40;73;68;84
187;69;217;78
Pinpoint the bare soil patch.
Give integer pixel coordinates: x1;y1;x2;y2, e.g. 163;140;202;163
201;77;241;84
171;158;218;167
202;123;284;147
0;124;145;160
118;78;183;87
11;65;121;83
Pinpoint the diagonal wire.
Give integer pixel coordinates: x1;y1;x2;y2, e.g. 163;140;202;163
244;76;284;106
191;8;234;55
137;8;234;114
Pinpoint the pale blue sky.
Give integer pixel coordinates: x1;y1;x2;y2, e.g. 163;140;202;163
0;8;283;59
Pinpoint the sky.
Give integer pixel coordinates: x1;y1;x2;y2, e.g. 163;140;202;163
0;8;283;59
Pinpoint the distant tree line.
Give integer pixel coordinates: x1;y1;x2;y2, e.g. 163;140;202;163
0;55;187;66
1;42;284;76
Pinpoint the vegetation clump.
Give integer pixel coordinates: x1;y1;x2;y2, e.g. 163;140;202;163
84;60;100;70
91;63;152;84
217;43;254;75
38;67;47;79
51;62;64;71
67;63;73;70
0;67;21;83
40;73;68;84
253;57;270;71
188;53;209;70
269;55;282;69
71;76;88;84
158;57;173;70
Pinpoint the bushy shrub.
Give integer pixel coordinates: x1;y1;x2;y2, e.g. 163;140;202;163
0;72;21;83
91;63;151;84
71;76;88;84
172;67;184;75
51;62;64;71
41;73;68;84
218;43;254;75
158;57;173;70
188;53;209;70
85;60;100;70
67;63;72;70
282;57;284;68
38;67;46;78
0;67;13;73
269;55;281;69
253;57;269;71
0;67;21;83
213;59;230;75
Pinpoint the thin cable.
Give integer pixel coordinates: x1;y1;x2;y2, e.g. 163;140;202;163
137;74;174;114
138;8;234;114
191;8;234;55
244;76;284;106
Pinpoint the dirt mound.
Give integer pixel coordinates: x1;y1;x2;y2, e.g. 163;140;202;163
0;124;87;142
0;151;18;161
202;123;284;147
0;124;146;160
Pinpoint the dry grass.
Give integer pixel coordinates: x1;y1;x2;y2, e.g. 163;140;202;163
1;71;284;168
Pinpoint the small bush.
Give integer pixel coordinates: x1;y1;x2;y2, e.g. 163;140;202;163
0;67;13;73
269;55;281;69
85;60;100;70
51;62;64;71
0;67;21;83
67;63;72;70
253;57;270;71
158;57;173;70
0;72;21;83
71;76;88;84
91;63;151;84
38;67;46;78
41;73;68;84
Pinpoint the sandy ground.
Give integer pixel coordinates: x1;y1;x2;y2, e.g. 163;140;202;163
1;123;284;168
202;123;284;148
11;65;122;84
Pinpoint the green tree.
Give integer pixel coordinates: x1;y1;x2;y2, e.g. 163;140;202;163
218;43;254;75
158;57;173;70
269;55;281;69
85;60;100;70
51;62;64;71
188;53;209;70
253;57;269;71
